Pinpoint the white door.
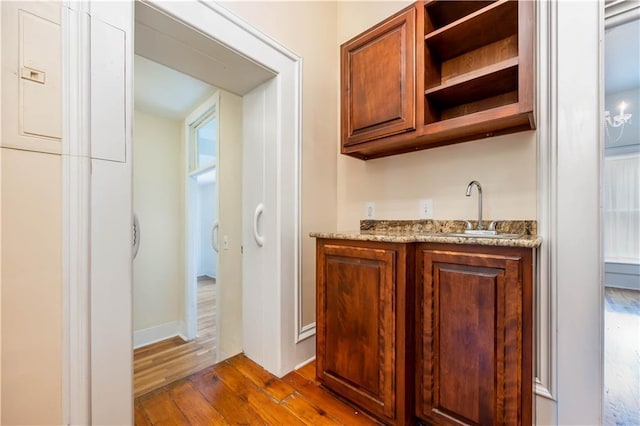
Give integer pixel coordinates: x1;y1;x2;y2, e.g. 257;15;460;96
242;77;280;372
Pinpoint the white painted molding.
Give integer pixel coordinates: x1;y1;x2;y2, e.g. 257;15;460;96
61;3;91;425
133;321;186;349
292;54;316;344
294;356;316;371
605;0;640;28
297;322;316;342
534;0;558;401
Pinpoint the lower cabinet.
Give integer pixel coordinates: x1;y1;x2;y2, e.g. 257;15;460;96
415;244;533;426
315;239;533;426
315;239;414;425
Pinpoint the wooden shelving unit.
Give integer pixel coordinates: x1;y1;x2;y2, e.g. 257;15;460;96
340;0;535;160
422;0;528;130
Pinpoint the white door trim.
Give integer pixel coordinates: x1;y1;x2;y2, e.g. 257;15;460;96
61;3;91;425
534;0;557;402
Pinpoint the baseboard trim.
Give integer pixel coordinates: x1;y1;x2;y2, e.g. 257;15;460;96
294;356;316;371
134;321;185;349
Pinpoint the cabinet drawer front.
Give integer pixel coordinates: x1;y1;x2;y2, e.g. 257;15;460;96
317;244;397;420
417;249;522;425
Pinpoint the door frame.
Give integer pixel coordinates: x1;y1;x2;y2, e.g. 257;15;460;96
62;1;313;423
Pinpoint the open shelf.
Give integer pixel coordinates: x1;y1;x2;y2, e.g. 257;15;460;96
425;58;518;105
424;0;494;31
425;0;517;61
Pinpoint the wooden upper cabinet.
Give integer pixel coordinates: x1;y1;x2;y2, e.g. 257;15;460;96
415;244;533;426
316;240;414;425
341;0;535;160
341;5;417;155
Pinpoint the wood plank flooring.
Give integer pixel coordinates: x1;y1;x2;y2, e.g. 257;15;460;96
604;287;640;426
134;277;217;397
135;354;380;425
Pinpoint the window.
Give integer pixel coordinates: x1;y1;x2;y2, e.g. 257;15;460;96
603;153;640;263
188;104;217;172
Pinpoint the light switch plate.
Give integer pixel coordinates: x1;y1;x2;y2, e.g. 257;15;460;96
419;199;433;219
364;202;376;219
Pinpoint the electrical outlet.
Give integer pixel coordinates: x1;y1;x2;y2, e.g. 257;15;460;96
223;235;229;250
364;202;376;219
419;199;433;219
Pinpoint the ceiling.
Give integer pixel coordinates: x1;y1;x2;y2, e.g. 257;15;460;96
134;54;216;120
134;1;275;97
605;18;640;94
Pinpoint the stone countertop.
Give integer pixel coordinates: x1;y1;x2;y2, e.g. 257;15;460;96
310;219;542;249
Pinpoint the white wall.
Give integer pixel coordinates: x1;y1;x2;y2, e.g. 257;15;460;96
133;110;185;340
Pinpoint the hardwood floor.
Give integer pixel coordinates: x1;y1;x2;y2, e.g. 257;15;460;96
135;355;379;425
604;287;640;426
134;277;217;398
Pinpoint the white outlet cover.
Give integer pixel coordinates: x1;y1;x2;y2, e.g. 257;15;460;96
419;199;433;219
364;202;376;219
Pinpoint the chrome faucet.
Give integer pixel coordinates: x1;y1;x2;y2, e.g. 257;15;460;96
466;180;483;230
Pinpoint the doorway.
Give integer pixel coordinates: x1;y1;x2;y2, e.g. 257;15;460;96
602;10;640;426
131;54;220;397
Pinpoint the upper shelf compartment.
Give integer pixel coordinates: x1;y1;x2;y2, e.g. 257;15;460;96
424;0;494;31
425;0;518;61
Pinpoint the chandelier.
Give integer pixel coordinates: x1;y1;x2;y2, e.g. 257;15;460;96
605;101;632;143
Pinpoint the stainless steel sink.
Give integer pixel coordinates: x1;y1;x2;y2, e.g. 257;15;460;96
443;232;523;239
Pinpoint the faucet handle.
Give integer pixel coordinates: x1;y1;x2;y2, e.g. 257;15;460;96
488;221;497;231
465;220;473;230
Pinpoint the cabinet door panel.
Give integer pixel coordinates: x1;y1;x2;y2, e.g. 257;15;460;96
417;248;522;426
317;244;396;420
341;6;416;147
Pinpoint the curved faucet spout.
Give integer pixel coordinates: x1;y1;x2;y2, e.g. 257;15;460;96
466;180;483;230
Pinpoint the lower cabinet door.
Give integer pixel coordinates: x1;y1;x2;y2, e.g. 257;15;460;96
416;245;531;426
316;241;398;422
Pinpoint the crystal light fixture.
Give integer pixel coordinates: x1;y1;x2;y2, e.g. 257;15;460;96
605;101;633;143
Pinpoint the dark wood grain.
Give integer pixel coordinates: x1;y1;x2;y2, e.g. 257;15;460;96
341;4;416;148
425;0;517;61
316;239;414;425
415;243;533;425
424;1;494;30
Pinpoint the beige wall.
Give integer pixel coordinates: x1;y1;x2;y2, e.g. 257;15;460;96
133;110;185;334
216;89;244;359
1;148;62;425
336;1;537;231
220;1;339;327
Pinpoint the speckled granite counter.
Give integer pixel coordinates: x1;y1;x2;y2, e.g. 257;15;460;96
310;220;542;248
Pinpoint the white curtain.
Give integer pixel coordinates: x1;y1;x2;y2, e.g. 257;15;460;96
604;153;640;263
